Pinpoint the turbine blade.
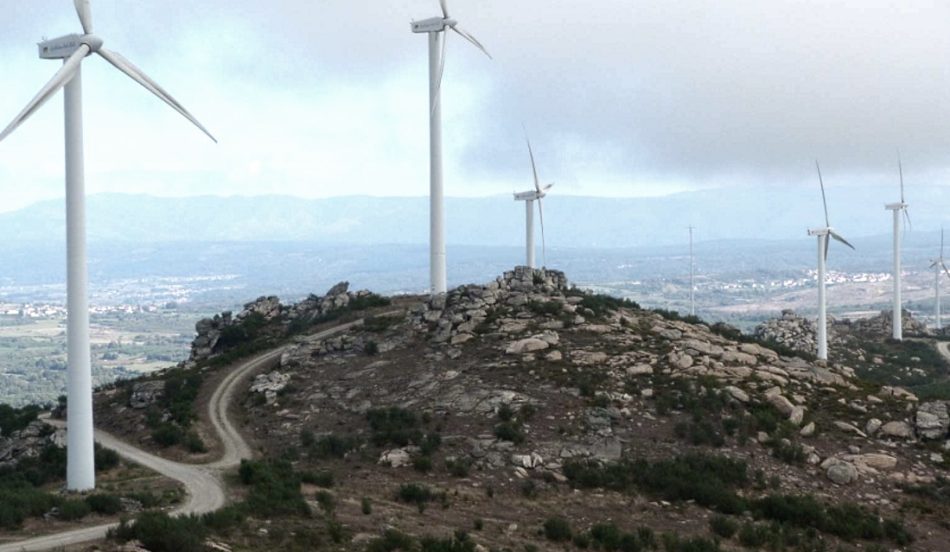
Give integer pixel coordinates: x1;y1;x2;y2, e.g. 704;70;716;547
431;33;447;118
75;0;93;34
898;151;905;203
824;234;830;261
542;183;554;192
830;230;855;250
943;263;950;281
439;0;449;18
0;45;88;143
449;24;492;59
537;196;547;267
523;128;541;192
942;227;945;258
903;207;911;231
816;160;830;228
97;48;217;143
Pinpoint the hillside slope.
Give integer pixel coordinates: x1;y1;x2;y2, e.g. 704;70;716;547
90;268;950;551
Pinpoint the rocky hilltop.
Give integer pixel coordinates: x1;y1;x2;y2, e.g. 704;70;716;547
185;267;949;552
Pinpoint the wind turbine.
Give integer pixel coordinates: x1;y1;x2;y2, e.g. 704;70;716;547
513;133;553;269
930;229;950;330
0;0;215;491
688;226;695;317
885;157;911;340
808;162;855;361
411;0;491;295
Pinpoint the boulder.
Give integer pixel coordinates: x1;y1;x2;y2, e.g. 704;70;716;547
916;401;950;440
825;462;858;485
129;380;165;409
505;338;549;355
880;421;914;439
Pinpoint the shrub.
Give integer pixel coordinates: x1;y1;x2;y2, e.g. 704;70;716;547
183;431;207;453
419;531;477;552
445;458;471;477
308;433;359;459
237;459;308;516
527;300;563;316
493;421;525;444
564;453;748;514
86;493;123;515
366;529;416;552
589;523;623;550
577;293;640;317
300;470;334;488
709;515;738;538
398;483;438;512
361;497;372;515
367;407;422;447
0;404;41;436
365;340;380;355
413;455;433;473
58;498;91;521
94;444;121;471
543;517;572;542
111;511;207;552
151;423;184;447
662;533;722;552
315;490;334;513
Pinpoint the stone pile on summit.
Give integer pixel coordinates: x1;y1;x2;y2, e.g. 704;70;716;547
753;309;823;354
408;266;572;346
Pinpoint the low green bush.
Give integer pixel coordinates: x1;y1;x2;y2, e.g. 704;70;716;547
111;511;207;552
86;493;123;515
58;498;91;521
300;470;334;488
543;517;572;542
709;515;738;538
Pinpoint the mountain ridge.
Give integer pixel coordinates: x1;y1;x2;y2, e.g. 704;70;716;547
4;187;950;247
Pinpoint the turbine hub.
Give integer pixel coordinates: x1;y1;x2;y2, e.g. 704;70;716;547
79;34;103;53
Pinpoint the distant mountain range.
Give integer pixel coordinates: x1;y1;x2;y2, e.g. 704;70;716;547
3;187;950;247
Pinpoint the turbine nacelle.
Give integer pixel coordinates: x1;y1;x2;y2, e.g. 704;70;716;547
807;227;831;237
411;16;456;33
514;185;552;202
38;34;96;59
885;202;908;211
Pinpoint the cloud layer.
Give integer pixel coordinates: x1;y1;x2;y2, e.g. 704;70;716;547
1;1;949;212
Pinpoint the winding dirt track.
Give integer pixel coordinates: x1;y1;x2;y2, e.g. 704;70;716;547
0;319;368;552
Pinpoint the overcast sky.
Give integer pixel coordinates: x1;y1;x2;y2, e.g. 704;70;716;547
1;0;949;213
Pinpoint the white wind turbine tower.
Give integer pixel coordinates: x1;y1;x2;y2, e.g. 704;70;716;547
930;229;950;330
411;0;491;295
688;226;696;317
808;162;855;361
513;134;553;269
0;0;215;491
885;158;911;341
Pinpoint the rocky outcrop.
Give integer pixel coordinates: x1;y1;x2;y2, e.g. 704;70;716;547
190;281;373;363
0;421;64;469
752;310;823;354
408;267;572;345
250;372;291;405
129;380;165;409
849;309;931;338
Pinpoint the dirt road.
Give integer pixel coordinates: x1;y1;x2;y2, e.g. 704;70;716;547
0;318;369;552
